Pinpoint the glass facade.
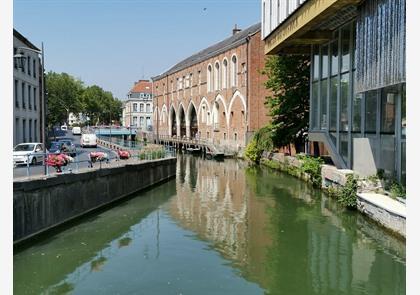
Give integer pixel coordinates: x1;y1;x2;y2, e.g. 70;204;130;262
310;20;405;183
310;22;356;166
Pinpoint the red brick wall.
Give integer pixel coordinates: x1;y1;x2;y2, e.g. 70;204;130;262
153;30;271;151
248;31;271;132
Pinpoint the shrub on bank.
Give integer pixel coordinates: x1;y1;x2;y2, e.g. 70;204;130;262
337;174;359;209
244;126;274;163
296;154;324;188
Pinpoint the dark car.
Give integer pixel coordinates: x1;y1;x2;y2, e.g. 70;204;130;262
57;139;77;157
48;141;62;154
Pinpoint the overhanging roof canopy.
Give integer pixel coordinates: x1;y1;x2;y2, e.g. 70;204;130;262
264;0;362;55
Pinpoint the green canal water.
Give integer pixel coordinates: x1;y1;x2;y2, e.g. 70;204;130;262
14;156;406;295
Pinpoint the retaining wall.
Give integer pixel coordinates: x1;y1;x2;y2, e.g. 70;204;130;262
13;157;176;243
260;152;406;238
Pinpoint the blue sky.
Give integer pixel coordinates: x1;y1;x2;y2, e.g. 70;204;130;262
14;0;261;98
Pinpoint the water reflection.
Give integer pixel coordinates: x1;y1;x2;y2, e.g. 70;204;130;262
13;183;175;294
167;156;406;295
14;156;405;295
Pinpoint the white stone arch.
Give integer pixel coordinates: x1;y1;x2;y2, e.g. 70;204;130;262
154;106;158;120
169;104;177;136
186;100;198;138
212;94;228;128
177;102;186;123
160;104;168;124
227;90;247;127
197;97;211;126
177;102;187;137
186;100;197;126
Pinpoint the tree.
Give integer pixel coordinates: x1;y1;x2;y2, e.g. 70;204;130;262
45;72;84;126
81;86;122;125
262;55;310;152
81;85;105;125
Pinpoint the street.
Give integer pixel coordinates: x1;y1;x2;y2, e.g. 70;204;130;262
13;131;117;179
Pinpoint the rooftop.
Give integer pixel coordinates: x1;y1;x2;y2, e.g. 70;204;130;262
129;80;152;94
152;22;261;81
13;29;40;52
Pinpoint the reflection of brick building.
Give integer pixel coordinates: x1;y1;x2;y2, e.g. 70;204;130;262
168;156;273;271
152;23;270;153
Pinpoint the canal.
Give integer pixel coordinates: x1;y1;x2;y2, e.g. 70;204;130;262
14;156;405;294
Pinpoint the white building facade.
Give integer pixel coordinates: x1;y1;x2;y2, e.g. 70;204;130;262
122;80;153;131
68;112;89;126
13;29;42;146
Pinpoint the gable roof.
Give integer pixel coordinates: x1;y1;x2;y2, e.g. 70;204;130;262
13;29;40;51
152;22;261;81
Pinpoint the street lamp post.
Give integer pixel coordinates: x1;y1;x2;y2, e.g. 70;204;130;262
14;43;47;175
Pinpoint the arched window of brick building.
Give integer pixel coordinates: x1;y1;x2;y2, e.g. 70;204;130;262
214;62;220;91
231;55;238;87
207;65;212;92
222;58;228;89
202;105;206;123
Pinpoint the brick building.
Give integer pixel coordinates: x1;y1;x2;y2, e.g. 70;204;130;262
152;23;270;153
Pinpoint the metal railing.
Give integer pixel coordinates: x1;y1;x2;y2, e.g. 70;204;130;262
13;146;176;179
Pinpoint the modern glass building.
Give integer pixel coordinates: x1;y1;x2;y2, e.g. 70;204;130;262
262;0;406;184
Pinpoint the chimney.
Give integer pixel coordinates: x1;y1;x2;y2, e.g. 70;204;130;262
232;24;241;35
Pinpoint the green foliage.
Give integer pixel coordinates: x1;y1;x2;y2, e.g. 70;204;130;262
262;55;310;151
390;182;406;199
138;148;165;160
46;72;84;126
376;169;385;180
337;174;359;209
244;139;261;163
296;154;324;187
326;185;340;199
46;71;122;127
244;126;273;163
261;158;281;170
81;85;122;125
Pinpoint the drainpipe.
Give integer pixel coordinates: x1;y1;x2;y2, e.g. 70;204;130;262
246;35;251;144
152;79;157;143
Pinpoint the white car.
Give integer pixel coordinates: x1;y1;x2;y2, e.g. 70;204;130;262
81;133;97;148
13;143;45;166
72;126;82;135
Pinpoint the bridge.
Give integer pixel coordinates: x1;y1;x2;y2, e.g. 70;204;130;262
84;126;153;138
155;135;233;157
91;127;136;136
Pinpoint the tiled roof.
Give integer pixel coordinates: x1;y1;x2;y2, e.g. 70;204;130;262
129;80;152;94
152;22;261;81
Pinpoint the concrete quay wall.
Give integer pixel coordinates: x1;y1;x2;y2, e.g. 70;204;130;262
13;158;176;244
260;152;406;238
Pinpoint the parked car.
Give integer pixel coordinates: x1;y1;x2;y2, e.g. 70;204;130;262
81;133;97;148
13;143;44;166
60;125;68;131
48;141;62;154
57;139;77;157
72;126;82;135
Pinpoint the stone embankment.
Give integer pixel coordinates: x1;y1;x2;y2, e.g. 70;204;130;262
14;157;176;244
260;152;406;238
